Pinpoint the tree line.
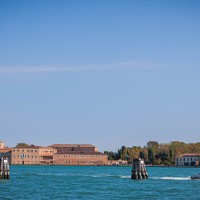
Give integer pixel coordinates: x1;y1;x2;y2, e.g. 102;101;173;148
104;141;200;165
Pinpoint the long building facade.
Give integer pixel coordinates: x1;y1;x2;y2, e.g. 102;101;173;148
11;146;54;165
7;143;108;165
175;153;200;166
52;144;108;166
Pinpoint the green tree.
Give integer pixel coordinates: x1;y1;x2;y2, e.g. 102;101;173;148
139;151;145;159
121;146;127;160
148;147;155;164
169;147;175;164
15;143;29;147
155;151;168;163
146;141;159;149
117;149;122;159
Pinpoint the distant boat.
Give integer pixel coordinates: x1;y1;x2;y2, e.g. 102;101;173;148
190;173;200;180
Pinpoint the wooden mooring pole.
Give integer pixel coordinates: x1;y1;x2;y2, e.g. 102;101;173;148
131;158;148;179
0;157;10;179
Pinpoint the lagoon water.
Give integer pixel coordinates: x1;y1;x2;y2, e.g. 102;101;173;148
0;166;200;199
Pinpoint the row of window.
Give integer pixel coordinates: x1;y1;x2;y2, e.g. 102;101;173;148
177;157;198;161
12;161;37;163
59;155;104;158
65;160;101;163
13;155;38;158
42;150;53;153
13;149;38;152
176;161;197;165
12;149;53;153
56;147;93;150
12;155;104;159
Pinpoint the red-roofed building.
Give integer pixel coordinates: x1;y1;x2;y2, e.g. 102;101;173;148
175;153;200;166
10;144;108;165
51;144;108;165
51;144;98;154
11;145;54;165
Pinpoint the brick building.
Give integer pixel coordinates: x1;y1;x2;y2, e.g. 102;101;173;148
51;144;108;165
10;143;108;166
51;144;98;154
11;145;54;165
39;146;54;164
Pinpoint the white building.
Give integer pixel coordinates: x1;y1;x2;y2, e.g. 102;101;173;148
175;153;200;166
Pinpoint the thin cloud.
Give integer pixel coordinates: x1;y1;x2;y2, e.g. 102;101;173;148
0;61;168;74
0;67;88;73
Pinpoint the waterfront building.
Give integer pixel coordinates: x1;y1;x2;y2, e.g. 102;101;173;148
51;144;108;165
175;153;200;166
39;146;54;164
108;159;128;166
11;145;54;165
8;143;107;165
53;151;108;165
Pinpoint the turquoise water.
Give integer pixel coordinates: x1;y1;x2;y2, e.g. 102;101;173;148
0;166;200;199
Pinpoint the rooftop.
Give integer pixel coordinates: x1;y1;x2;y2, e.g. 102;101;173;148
0;148;12;153
177;153;200;157
51;144;96;148
14;145;40;149
55;151;106;155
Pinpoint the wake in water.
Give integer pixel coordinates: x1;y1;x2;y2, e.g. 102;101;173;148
151;176;191;180
25;172;131;179
25;172;195;181
91;174;131;179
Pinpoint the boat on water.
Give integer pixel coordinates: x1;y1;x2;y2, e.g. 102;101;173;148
190;173;200;180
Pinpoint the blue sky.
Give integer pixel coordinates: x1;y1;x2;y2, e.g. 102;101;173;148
0;0;200;151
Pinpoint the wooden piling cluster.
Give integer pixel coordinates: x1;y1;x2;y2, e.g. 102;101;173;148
131;158;148;179
0;157;10;179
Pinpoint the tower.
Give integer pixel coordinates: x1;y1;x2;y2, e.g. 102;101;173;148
0;141;5;149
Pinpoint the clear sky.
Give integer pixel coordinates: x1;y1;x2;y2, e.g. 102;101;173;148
0;0;200;151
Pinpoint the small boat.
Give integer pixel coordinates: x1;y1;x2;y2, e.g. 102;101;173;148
190;173;200;180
